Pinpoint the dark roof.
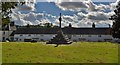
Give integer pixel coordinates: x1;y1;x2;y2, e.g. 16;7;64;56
14;27;112;35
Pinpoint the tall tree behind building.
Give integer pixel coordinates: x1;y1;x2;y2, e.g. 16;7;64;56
110;1;120;39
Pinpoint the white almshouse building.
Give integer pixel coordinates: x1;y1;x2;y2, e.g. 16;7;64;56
13;24;118;42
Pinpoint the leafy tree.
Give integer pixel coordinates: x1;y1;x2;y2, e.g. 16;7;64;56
110;1;120;39
2;2;17;27
1;2;25;28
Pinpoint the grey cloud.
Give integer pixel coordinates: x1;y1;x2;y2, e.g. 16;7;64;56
57;2;88;10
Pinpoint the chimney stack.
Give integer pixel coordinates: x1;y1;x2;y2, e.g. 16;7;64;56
69;23;72;27
92;23;95;28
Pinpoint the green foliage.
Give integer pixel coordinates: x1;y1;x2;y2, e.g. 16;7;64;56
110;1;120;38
2;2;18;18
2;17;10;27
1;2;24;28
2;2;17;12
1;2;17;28
2;42;118;63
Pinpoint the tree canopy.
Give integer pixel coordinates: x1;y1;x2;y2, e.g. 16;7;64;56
2;2;17;27
1;2;25;28
110;1;120;38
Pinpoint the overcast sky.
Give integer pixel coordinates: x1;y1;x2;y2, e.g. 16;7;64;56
92;0;117;2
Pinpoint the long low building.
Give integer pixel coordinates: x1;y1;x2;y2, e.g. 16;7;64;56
13;25;116;42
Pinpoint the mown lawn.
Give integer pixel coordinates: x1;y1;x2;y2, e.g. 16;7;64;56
2;42;119;63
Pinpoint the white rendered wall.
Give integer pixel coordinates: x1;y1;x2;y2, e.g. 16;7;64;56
71;35;113;42
14;34;113;42
14;34;56;42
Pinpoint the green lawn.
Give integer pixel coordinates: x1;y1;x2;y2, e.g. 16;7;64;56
2;42;119;63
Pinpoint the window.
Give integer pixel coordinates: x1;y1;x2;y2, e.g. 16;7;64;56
73;35;76;37
79;35;82;37
40;39;44;41
88;35;91;37
19;39;22;41
2;37;5;41
35;34;37;36
79;38;86;41
28;34;31;36
40;35;44;36
32;38;39;40
15;38;18;41
20;34;22;36
73;40;77;42
98;35;101;37
10;37;14;41
3;31;5;35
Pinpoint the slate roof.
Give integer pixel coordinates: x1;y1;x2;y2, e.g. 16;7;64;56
14;27;112;35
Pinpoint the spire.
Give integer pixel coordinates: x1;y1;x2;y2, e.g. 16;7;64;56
59;13;62;28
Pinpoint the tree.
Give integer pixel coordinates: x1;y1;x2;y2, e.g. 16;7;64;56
109;1;120;38
2;2;17;27
1;2;25;28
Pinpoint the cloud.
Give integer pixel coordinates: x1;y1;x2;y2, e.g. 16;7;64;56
10;0;117;27
87;12;108;20
10;10;58;26
23;12;44;21
56;0;114;12
56;0;105;11
110;0;119;10
10;10;113;27
56;2;89;11
15;2;35;11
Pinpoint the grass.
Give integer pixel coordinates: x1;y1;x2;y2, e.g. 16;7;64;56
2;42;119;63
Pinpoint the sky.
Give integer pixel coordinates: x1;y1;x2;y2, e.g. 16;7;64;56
92;0;117;2
1;0;117;2
10;0;119;27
